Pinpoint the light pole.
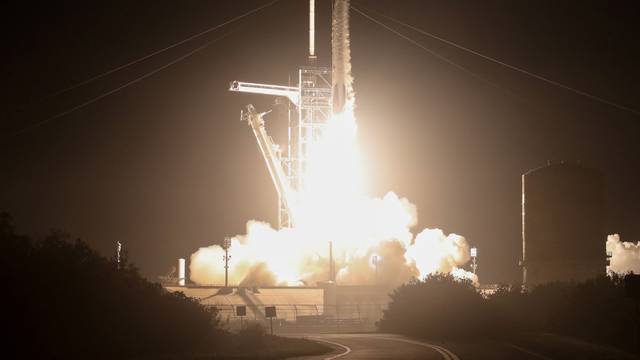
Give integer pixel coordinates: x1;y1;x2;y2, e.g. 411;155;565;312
470;247;478;275
329;241;335;282
116;241;122;270
372;255;378;285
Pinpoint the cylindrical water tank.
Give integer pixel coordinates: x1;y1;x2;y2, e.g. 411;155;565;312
522;162;606;286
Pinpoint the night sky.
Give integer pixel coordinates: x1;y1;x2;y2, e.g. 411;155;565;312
2;0;638;284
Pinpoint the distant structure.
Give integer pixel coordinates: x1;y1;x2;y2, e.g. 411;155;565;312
116;241;122;270
470;247;478;275
178;258;186;286
521;162;606;286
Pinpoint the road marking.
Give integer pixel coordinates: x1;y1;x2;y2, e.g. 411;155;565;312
307;334;459;360
502;342;553;360
376;336;460;360
310;338;352;360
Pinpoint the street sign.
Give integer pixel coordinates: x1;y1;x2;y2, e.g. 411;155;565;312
236;305;246;317
265;306;276;318
265;306;277;335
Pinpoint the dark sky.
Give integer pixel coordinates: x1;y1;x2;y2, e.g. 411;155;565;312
1;0;638;284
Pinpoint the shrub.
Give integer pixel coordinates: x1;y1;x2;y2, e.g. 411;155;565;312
378;268;640;354
378;274;486;339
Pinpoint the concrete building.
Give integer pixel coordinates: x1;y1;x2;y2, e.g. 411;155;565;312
522;162;606;286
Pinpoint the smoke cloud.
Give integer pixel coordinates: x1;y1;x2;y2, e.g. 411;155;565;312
607;234;640;274
189;192;476;287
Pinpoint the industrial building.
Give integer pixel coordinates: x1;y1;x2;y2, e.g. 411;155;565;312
521;161;606;286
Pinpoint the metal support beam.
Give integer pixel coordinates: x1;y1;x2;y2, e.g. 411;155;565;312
242;105;295;226
230;81;299;106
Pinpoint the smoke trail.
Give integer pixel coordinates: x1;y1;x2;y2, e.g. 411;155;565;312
607;234;640;274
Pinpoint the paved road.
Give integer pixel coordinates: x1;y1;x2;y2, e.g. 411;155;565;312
291;334;459;360
290;333;640;360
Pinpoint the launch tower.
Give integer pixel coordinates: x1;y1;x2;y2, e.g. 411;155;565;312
229;0;337;229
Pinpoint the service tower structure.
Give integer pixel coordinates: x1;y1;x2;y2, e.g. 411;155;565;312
230;0;349;229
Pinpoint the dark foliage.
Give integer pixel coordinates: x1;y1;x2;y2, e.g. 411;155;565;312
1;212;223;359
378;274;486;339
503;276;640;353
379;272;640;353
236;323;267;348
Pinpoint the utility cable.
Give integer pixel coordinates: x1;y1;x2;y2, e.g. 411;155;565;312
353;4;640;116
45;0;281;99
13;32;233;136
351;6;516;97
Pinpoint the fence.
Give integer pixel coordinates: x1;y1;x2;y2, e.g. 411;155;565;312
209;303;387;333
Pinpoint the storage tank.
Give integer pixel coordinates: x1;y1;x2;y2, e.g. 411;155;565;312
522;162;606;286
178;258;186;286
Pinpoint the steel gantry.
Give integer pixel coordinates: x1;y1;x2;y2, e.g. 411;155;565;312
229;1;332;229
229;67;331;229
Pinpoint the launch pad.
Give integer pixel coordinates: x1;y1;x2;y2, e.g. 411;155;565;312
167;0;484;320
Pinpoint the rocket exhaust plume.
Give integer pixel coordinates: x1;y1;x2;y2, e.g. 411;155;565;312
190;0;477;287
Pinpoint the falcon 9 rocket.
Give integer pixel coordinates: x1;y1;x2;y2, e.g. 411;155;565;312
331;0;353;114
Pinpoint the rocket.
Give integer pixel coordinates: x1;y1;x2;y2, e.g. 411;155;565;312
332;0;352;114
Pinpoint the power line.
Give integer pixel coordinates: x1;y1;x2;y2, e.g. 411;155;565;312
11;0;284;136
13;32;233;136
351;6;515;97
353;4;640;117
44;0;282;99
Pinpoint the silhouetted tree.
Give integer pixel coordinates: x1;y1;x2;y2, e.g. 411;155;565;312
522;276;638;353
378;270;640;353
1;214;223;359
378;274;486;339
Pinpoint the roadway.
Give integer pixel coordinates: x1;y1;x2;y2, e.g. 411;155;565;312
292;334;459;360
290;333;640;360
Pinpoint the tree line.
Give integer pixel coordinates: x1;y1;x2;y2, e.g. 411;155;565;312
379;272;640;354
2;212;225;358
1;213;331;359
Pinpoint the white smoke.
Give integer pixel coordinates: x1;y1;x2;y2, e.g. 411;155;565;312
189;193;476;287
407;229;473;279
607;234;640;274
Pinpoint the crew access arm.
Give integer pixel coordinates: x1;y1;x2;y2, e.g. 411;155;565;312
242;105;296;224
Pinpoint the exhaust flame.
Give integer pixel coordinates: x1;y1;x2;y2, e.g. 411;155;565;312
190;103;477;287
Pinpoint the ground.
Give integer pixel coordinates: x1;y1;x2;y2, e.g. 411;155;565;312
288;333;640;360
